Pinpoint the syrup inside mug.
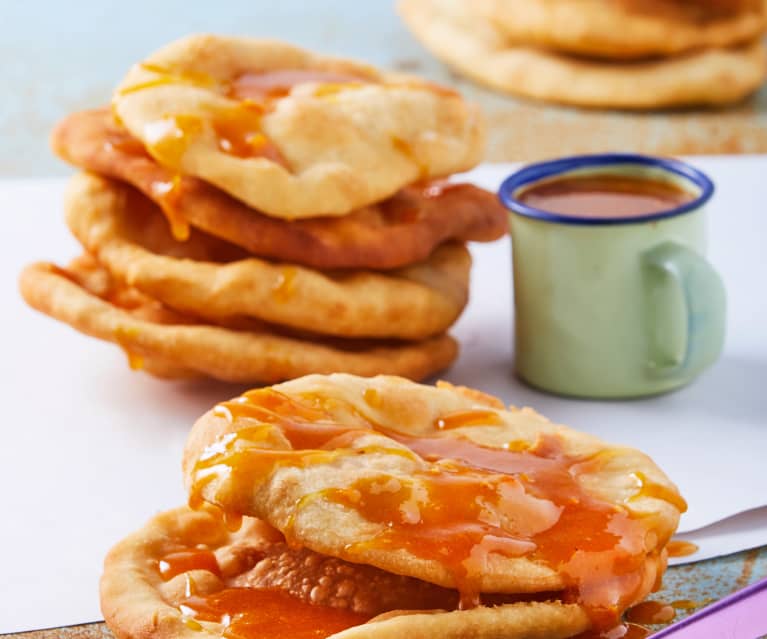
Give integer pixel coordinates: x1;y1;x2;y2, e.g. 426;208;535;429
517;173;696;219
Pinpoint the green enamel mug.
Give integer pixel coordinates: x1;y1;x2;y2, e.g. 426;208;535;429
499;153;726;399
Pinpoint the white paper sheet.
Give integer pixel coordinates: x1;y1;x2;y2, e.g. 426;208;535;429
1;158;765;632
669;506;767;566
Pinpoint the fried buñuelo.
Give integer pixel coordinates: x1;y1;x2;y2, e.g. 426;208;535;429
51;108;507;269
113;34;484;219
477;0;767;60
399;0;767;109
19;263;459;383
78;375;685;637
64;173;471;340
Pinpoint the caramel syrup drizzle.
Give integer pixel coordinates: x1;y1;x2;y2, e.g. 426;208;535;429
113;61;456;238
180;587;369;639
113;63;370;239
101;113;191;241
117;62;368;173
666;540;699;558
189;389;686;631
113;325;144;371
625;600;676;625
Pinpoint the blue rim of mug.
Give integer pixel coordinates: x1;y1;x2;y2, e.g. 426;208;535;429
498;153;715;226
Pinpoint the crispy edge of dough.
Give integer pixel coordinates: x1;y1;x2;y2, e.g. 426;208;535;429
101;506;592;639
51;108;508;270
478;0;767;60
19;262;460;383
65;173;472;340
399;0;767;109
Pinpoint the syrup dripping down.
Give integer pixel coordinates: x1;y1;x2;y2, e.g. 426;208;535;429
666;540;699;558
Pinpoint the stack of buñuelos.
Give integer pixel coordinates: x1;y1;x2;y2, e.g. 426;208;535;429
20;34;507;383
399;0;767;109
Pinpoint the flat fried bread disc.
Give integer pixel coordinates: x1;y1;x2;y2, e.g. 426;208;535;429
477;0;767;60
64;173;472;341
113;34;484;218
51;109;507;269
19;261;459;383
399;0;767;109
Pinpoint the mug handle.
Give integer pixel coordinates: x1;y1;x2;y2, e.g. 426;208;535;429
641;241;726;379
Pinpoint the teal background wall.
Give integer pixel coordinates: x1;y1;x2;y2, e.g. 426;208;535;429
2;1;429;176
3;3;766;177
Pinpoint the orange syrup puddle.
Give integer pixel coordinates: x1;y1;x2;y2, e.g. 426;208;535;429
574;622;652;638
181;587;369;639
148;174;189;241
625;600;676;624
670;598;699;610
666;540;699;558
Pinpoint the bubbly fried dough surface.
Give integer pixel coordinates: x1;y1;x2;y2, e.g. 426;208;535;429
113;35;485;218
65;173;472;340
52;109;507;270
18;262;459;383
183;374;683;598
101;506;592;639
477;0;767;60
399;0;767;109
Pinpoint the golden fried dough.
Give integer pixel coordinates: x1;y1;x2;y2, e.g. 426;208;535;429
19;262;459;383
53;254;203;379
478;0;767;60
51;109;508;269
113;34;484;218
399;0;767;109
183;374;683;612
65;173;471;340
101;506;592;639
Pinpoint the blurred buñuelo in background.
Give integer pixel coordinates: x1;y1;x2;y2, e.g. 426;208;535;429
399;0;767;109
19;34;509;384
